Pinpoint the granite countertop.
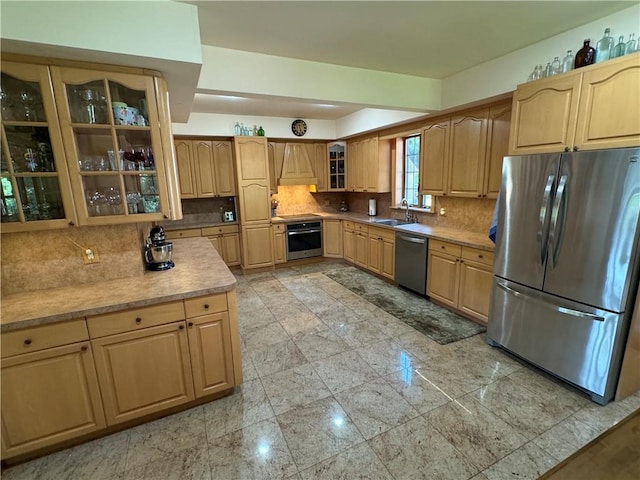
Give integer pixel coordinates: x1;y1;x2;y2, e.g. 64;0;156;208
161;221;239;231
0;238;237;332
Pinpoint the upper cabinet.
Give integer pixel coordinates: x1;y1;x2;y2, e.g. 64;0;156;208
509;52;640;154
1;58;182;232
174;139;236;199
327;141;346;191
420;101;511;199
346;135;390;193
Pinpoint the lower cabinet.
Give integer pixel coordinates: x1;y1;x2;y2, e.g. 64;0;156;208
0;320;105;458
242;224;274;269
343;221;355;263
272;223;287;264
427;239;494;324
202;225;241;266
323;219;343;258
367;226;395;280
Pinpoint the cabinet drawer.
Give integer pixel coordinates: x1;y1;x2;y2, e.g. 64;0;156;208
184;293;228;318
354;223;369;234
368;226;395;242
270;223;285;233
201;225;239;236
429;239;462;257
461;247;494;267
343;221;355;231
165;229;201;239
87;301;185;338
1;319;88;358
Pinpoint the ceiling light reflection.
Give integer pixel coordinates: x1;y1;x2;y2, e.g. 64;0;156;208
256;440;270;458
332;415;345;428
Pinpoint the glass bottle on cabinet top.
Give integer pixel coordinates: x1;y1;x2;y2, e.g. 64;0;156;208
327;141;346;191
561;50;574;73
0;64;76;231
595;28;614;63
50;67;168;224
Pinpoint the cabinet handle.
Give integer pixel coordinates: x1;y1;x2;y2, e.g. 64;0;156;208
24;339;32;345
204;304;210;309
188;322;194;327
135;317;142;324
68;221;75;226
573;146;579;152
564;146;570;152
477;194;482;197
179;325;184;330
164;215;169;219
81;345;88;351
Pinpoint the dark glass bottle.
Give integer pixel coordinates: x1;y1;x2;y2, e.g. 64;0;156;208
575;39;596;68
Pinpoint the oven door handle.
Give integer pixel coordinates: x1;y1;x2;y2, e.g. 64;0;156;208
287;229;322;235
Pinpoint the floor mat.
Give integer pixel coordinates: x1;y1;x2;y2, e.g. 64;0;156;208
324;266;485;345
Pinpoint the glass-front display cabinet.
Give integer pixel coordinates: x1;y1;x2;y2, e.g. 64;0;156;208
50;66;170;225
327;141;346;191
1;62;77;231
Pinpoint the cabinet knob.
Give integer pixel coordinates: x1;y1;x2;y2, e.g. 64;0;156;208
478;254;483;258
135;317;142;324
477;194;482;197
81;345;88;351
204;304;210;309
179;325;184;330
164;215;169;219
188;322;194;327
441;245;445;249
24;339;32;345
573;146;579;152
564;146;570;152
69;221;75;226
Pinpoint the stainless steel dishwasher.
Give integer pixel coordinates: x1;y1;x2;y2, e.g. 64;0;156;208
395;232;428;295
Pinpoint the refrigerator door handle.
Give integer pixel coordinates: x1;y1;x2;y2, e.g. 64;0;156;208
537;175;555;265
496;282;605;322
548;175;568;268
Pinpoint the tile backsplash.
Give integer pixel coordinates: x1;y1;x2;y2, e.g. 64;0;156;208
1;224;147;296
272;185;346;216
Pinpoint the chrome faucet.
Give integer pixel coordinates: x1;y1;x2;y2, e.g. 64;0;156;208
401;198;411;222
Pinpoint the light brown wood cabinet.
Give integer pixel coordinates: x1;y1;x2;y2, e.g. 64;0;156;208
267;141;285;194
420;102;510;199
174;139;236;198
323;219;343;258
1;59;181;232
310;143;328;192
272;223;287;264
347;136;390;193
343;221;356;263
427;239;494;324
202;225;241;266
509;53;640;154
327;141;347;191
280;143;317;185
367;226;395;280
0;320;105;458
242;224;274;268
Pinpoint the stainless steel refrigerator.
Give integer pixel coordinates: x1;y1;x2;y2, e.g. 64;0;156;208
487;147;640;404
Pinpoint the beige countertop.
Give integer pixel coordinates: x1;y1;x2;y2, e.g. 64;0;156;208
1;238;237;333
162;221;239;231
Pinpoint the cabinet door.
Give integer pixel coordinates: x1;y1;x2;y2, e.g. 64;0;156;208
194;140;215;197
239;183;271;223
312;143;328;192
187;312;235;398
483;103;512;199
354;232;368;267
420;120;450;195
458;259;493;324
363;137;379;192
343;228;355;263
1;61;78;232
323;220;343;258
221;232;241;266
92;322;194;425
242;224;273;268
381;238;395;280
1;342;105;458
574;54;640;150
347;141;363;191
267;141;285;194
234;137;269;184
175;139;196;199
327;142;346;191
367;235;382;274
272;224;286;264
509;73;582;154
51;66;171;224
427;251;459;308
447;109;488;197
213;141;236;196
208;235;222;256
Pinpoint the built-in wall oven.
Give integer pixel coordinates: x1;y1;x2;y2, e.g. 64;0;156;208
282;215;322;260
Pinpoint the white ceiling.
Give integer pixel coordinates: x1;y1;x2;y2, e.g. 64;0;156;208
183;0;636;120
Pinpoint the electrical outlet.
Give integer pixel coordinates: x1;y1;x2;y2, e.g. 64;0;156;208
439;208;446;216
82;246;100;264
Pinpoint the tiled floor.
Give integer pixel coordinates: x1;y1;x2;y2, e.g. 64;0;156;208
4;261;640;480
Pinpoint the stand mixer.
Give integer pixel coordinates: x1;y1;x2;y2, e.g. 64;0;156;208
144;226;174;271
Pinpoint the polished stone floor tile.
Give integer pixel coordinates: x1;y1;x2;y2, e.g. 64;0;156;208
293;328;351;362
277;396;365;471
331;318;391;347
250;338;309;377
392;329;446;362
238;308;278;336
121;442;211;480
369;416;478;479
315;305;364;331
267;299;312;321
203;378;274;440
298;441;393;480
311;350;379;394
425;395;528;471
571;398;637;434
531;415;601;462
356;339;422;376
384;367;452;414
482;441;557;480
262;363;332;415
507;366;589;412
278;311;328;339
243;321;291;349
335;377;419;439
208;418;298;479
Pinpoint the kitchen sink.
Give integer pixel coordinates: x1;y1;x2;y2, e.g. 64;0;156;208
374;219;411;226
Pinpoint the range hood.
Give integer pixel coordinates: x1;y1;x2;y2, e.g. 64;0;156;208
279;143;318;185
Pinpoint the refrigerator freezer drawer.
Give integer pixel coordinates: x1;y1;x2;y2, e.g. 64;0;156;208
487;278;628;404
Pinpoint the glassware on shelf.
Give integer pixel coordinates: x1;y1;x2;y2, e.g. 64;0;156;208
612;36;626;58
625;33;637;55
528;64;543;81
104;186;122;214
542;62;553;78
550;57;561;75
86;189;107;216
19;90;41;122
24;148;39;172
595;28;614;63
562;50;574;72
234;122;241;135
575;39;596;68
126;191;142;213
77;88;106;124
